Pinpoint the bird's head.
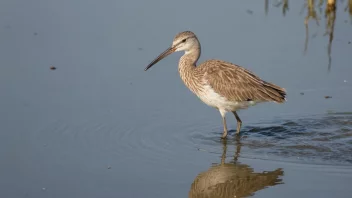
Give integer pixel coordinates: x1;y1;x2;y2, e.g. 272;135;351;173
144;31;200;71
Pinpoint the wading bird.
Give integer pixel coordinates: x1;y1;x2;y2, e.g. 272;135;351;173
145;31;286;138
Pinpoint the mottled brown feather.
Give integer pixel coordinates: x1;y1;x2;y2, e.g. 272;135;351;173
198;59;286;103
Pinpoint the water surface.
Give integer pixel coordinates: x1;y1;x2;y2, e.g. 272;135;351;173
1;0;352;197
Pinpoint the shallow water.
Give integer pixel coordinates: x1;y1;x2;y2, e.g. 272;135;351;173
1;0;352;197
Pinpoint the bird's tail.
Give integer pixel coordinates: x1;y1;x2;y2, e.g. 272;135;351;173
262;82;287;103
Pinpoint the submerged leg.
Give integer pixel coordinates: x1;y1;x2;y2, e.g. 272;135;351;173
232;111;242;135
220;109;228;139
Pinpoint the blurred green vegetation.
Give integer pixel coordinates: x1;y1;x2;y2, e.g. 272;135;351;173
265;0;352;71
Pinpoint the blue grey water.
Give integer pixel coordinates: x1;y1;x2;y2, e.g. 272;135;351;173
0;0;352;197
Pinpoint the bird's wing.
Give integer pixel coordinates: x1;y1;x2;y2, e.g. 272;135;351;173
200;60;286;103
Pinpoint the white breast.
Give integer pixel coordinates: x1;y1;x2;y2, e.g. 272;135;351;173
197;84;257;112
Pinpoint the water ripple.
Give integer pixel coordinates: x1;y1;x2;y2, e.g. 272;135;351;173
229;113;352;165
33;111;352;169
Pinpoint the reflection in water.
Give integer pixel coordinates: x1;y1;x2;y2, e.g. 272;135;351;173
265;0;352;71
273;0;289;16
189;137;284;198
265;0;269;15
346;0;352;17
324;0;337;71
303;0;320;55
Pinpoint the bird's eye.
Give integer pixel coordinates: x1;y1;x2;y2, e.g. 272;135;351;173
182;39;186;43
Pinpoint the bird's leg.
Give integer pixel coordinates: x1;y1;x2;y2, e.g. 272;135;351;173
222;116;228;139
232;111;242;135
220;109;228;139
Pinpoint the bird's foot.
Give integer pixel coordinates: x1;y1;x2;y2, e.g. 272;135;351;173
221;131;228;139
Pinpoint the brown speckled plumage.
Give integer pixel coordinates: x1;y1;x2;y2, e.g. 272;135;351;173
145;31;286;138
199;59;286;103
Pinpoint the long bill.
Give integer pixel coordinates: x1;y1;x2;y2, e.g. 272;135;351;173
144;46;176;71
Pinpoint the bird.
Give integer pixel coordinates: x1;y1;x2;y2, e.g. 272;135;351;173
189;138;283;198
144;31;286;138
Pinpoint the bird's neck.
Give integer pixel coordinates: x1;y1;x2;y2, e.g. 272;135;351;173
178;48;200;74
178;48;202;93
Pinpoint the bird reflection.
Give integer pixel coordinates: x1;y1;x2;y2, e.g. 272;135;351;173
189;137;284;198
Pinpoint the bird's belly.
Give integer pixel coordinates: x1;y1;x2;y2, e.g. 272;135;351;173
196;85;257;111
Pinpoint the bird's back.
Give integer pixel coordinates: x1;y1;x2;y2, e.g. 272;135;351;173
196;59;286;104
